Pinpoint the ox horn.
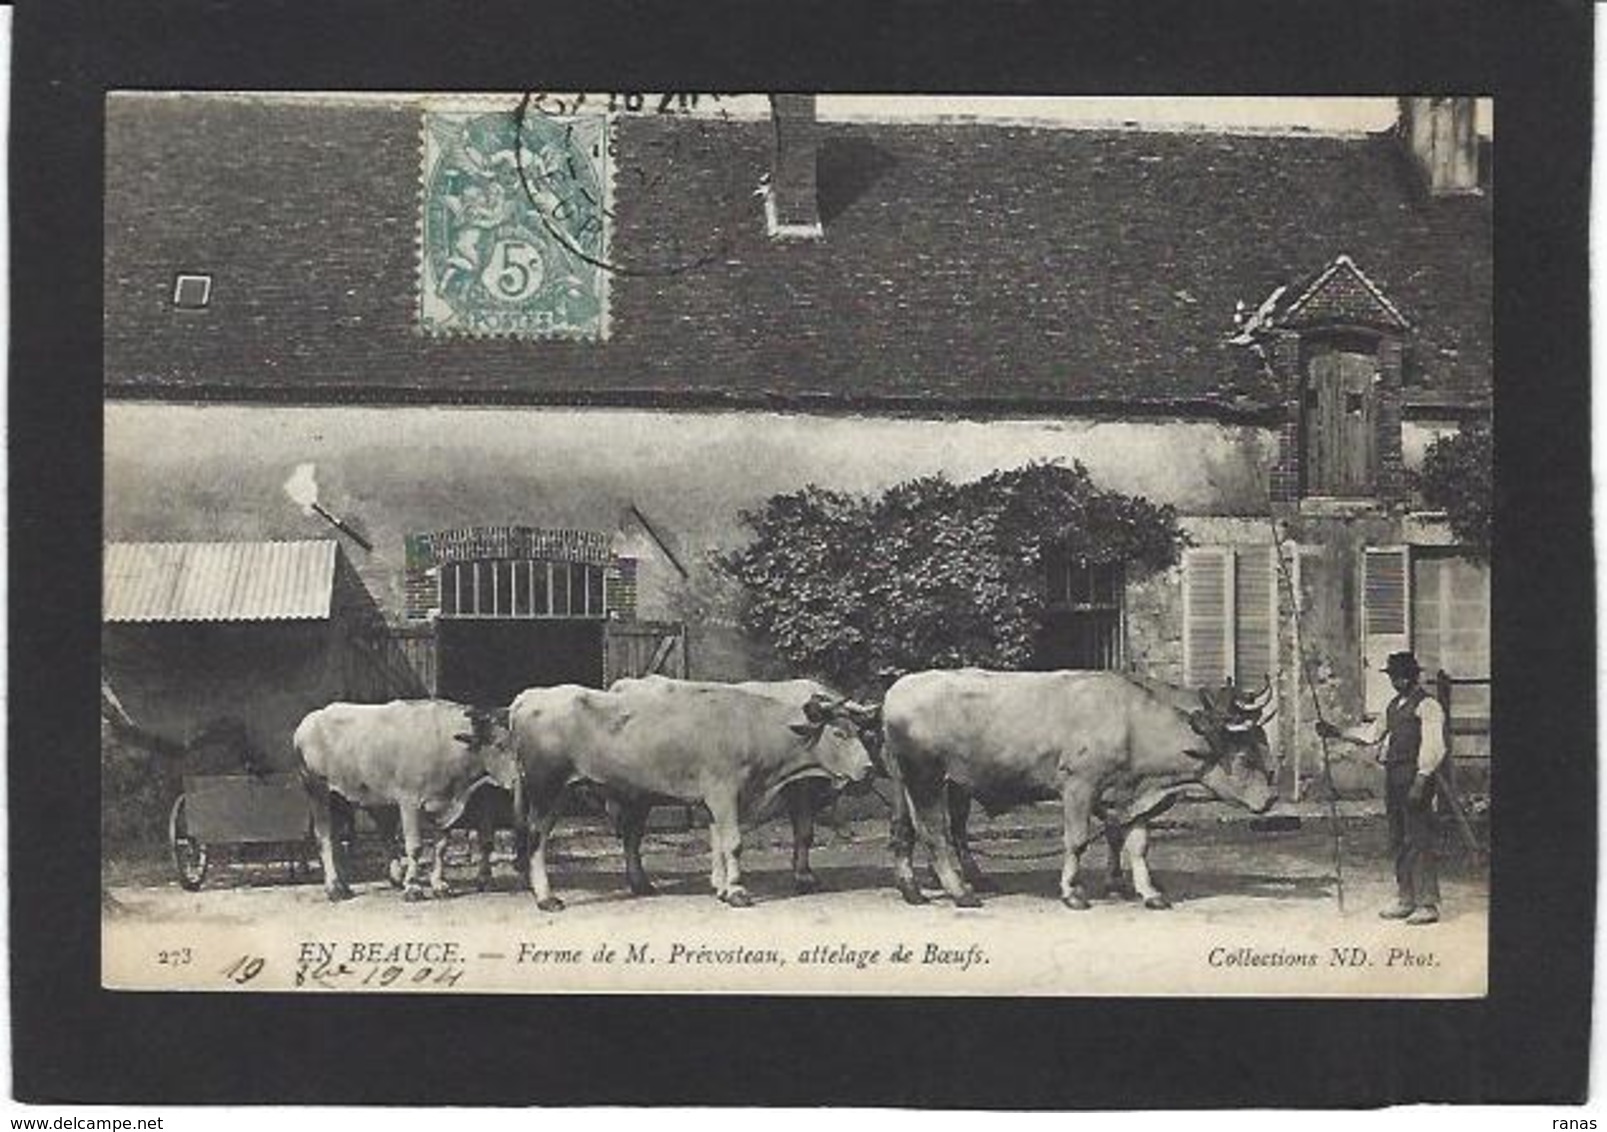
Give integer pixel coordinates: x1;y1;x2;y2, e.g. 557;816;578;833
1236;675;1274;715
841;699;882;726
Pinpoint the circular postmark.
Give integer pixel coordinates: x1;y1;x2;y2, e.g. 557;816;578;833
513;91;746;280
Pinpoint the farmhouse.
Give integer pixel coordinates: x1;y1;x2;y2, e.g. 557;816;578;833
103;94;1491;795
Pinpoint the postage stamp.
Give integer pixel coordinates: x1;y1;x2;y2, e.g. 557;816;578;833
418;102;612;339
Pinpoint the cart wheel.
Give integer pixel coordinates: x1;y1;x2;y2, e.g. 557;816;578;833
169;795;209;892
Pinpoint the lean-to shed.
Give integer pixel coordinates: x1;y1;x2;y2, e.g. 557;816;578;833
102;540;425;773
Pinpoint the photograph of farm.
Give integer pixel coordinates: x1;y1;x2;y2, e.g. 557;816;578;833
101;93;1491;994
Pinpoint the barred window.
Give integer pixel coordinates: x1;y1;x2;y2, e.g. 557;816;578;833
1039;551;1124;670
439;560;607;619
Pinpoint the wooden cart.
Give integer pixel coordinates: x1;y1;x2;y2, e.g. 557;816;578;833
167;773;318;891
103;540;430;890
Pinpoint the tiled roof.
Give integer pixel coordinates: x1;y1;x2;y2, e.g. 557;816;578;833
104;96;1492;413
103;541;338;622
1281;254;1411;331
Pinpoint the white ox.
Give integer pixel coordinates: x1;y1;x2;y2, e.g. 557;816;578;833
510;678;876;910
294;700;522;902
607;676;882;895
883;670;1278;909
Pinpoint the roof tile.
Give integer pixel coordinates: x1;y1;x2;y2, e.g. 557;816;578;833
103;97;1491;411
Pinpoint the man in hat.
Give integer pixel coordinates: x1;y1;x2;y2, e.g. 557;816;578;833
1316;651;1447;925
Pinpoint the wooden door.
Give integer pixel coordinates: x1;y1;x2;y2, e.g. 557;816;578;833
1304;351;1377;496
603;621;689;686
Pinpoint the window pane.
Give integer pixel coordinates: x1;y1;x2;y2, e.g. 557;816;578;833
588;565;605;617
1065;610;1120;669
440;565;458;616
513;561;532;617
533;562;550;616
495;561;515;617
552;563;571;616
569;564;584;616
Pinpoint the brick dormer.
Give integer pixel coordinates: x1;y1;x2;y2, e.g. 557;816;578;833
1249;256;1411;507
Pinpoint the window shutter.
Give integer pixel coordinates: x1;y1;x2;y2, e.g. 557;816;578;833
1235;545;1278;691
1361;546;1412;714
1183;547;1235;688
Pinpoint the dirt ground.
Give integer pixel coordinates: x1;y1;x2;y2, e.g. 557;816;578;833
103;805;1489;996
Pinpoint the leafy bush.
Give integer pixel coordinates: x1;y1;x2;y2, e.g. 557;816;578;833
717;461;1185;695
1416;423;1492;562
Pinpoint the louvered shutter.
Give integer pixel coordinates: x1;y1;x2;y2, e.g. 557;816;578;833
1235;545;1278;692
1183;547;1235;688
1361;546;1412;714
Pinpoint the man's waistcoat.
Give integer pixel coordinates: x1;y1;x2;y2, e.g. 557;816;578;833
1385;686;1428;766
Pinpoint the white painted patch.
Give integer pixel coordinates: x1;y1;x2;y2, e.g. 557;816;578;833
1401;420;1461;471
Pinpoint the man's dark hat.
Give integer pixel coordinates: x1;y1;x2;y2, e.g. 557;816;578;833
1382;651;1421;678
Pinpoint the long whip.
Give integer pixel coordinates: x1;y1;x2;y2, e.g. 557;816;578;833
1264;513;1347;913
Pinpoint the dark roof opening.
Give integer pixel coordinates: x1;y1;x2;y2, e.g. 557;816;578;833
172;273;212;310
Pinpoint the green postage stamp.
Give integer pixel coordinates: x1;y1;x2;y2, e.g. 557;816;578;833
419;102;613;339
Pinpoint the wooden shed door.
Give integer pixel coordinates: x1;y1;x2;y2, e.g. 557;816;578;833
1304;351;1377;497
603;621;689;686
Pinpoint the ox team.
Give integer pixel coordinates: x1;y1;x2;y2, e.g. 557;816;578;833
294;669;1279;912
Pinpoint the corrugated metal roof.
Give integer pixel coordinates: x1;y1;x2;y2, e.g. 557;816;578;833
104;541;338;623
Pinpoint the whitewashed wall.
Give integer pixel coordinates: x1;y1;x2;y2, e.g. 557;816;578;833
105;403;1278;616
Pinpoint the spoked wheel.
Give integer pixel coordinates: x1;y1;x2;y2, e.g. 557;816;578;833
168;795;209;891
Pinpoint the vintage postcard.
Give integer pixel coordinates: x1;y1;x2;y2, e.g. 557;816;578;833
101;92;1491;996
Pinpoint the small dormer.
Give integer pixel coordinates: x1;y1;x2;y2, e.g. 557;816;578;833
1280;254;1411;336
1246;256;1413;507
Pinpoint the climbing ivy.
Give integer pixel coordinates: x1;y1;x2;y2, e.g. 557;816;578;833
717;461;1185;695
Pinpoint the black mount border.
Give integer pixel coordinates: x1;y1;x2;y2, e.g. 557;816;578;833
10;0;1594;1107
